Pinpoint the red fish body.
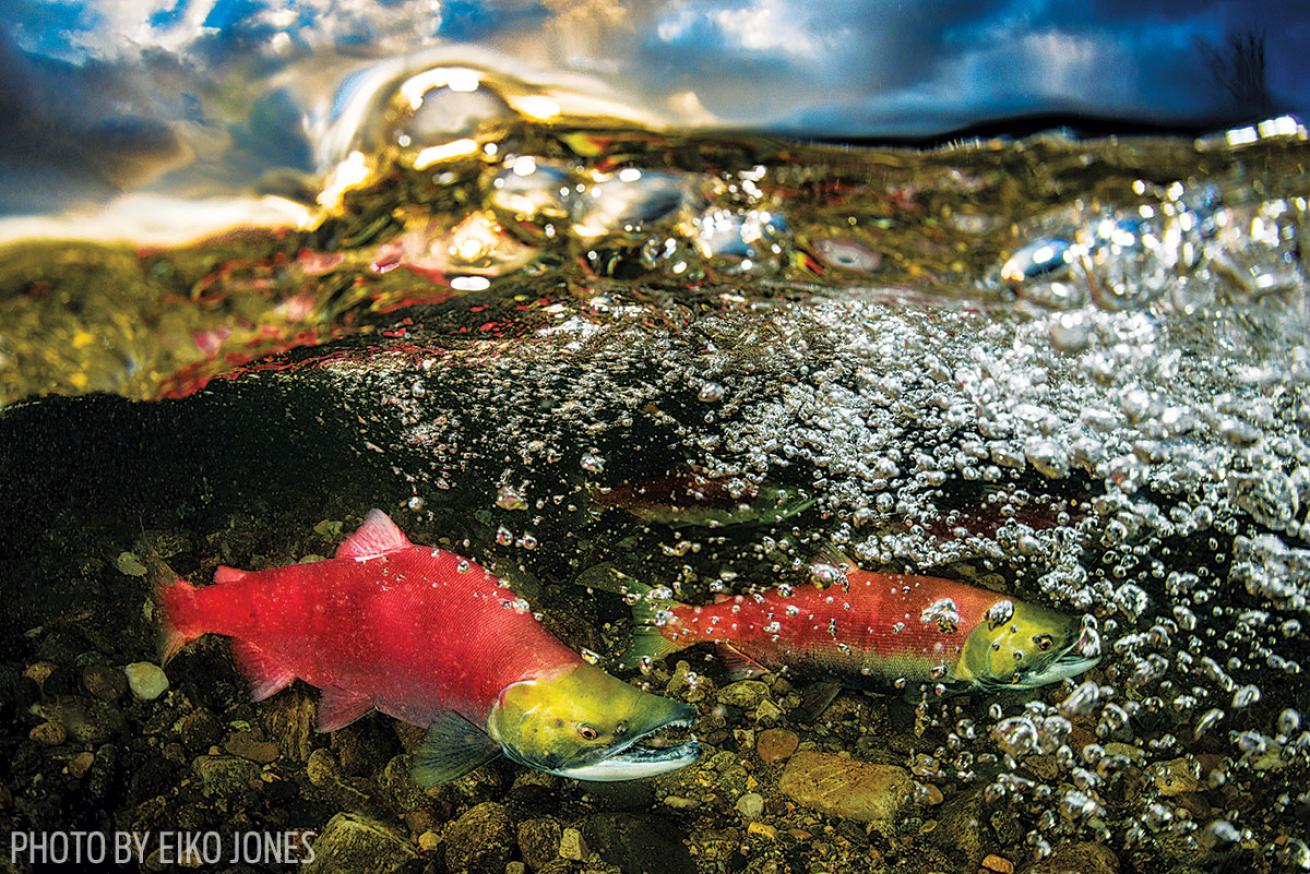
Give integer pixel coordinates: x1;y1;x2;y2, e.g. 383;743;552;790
660;570;1002;683
627;562;1097;694
164;529;576;729
160;510;702;784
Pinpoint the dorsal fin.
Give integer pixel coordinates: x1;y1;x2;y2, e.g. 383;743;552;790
335;509;412;561
214;565;249;584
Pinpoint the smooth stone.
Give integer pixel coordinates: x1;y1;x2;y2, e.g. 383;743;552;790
81;664;127;701
223;730;279;764
444;802;514;874
191;755;260;800
517;816;562;870
778;751;914;826
736;792;766;820
306;813;417;874
115;551;147;577
29;720;66;745
1021;842;1119;874
1150;758;1200;795
756;728;799;763
124;662;169;701
558;827;587;861
717;680;770;708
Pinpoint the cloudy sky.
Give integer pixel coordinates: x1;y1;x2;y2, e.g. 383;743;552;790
1;0;1307;213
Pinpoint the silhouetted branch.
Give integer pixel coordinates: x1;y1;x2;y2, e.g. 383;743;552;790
1202;30;1272;118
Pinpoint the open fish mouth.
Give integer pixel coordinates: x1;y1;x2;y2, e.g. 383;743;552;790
554;716;700;781
1030;625;1102;686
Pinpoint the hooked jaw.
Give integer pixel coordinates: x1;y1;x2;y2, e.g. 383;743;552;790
1045;620;1102;682
550;702;699;781
488;665;701;782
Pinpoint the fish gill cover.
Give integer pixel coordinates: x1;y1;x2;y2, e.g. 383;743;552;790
1;2;1310;873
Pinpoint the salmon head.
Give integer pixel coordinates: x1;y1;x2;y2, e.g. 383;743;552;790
956;599;1100;691
486;663;699;781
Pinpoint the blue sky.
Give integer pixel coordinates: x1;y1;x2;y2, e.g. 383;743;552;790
1;0;1307;212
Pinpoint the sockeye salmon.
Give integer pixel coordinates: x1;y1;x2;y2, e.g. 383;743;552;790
621;557;1100;700
157;510;699;785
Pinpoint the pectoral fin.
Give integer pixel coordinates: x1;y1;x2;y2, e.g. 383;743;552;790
716;644;770;681
796;681;843;721
317;687;373;732
412;711;502;787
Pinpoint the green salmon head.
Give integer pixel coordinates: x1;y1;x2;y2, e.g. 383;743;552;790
486;663;699;781
956;599;1100;690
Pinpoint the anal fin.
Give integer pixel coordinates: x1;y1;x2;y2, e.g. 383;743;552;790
230;640;295;702
716;643;770;681
317;687;373;732
412;711;501;787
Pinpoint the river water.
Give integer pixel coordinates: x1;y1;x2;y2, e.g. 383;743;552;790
1;63;1308;873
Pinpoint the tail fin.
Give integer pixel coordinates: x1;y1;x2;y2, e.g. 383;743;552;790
150;557;202;665
618;577;692;670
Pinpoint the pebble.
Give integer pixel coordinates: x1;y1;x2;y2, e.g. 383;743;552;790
306;748;338;786
517;816;562;869
191;755;260;800
223;731;280;764
124;662;169;701
663;795;699;809
115;551;147;577
81;664;126;701
417;830;439;851
919;783;945;805
306;813;417;874
755;698;783;721
444;802;514;874
1150;758;1199;795
68;751;94;778
29;720;66;745
1021;842;1118;874
24;661;56;689
736;792;766;820
717;680;770;708
175;709;223;753
778;751;914;826
756;728;799;762
559;827;587;861
748;822;777;841
982;854;1015;873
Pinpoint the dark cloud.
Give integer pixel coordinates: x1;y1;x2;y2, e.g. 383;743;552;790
0;0;1306;215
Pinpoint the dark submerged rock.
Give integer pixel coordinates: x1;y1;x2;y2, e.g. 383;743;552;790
444;800;515;874
306;812;419;874
580;813;695;874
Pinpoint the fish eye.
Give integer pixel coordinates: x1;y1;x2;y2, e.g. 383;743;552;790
577;724;600;740
1034;634;1054;651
